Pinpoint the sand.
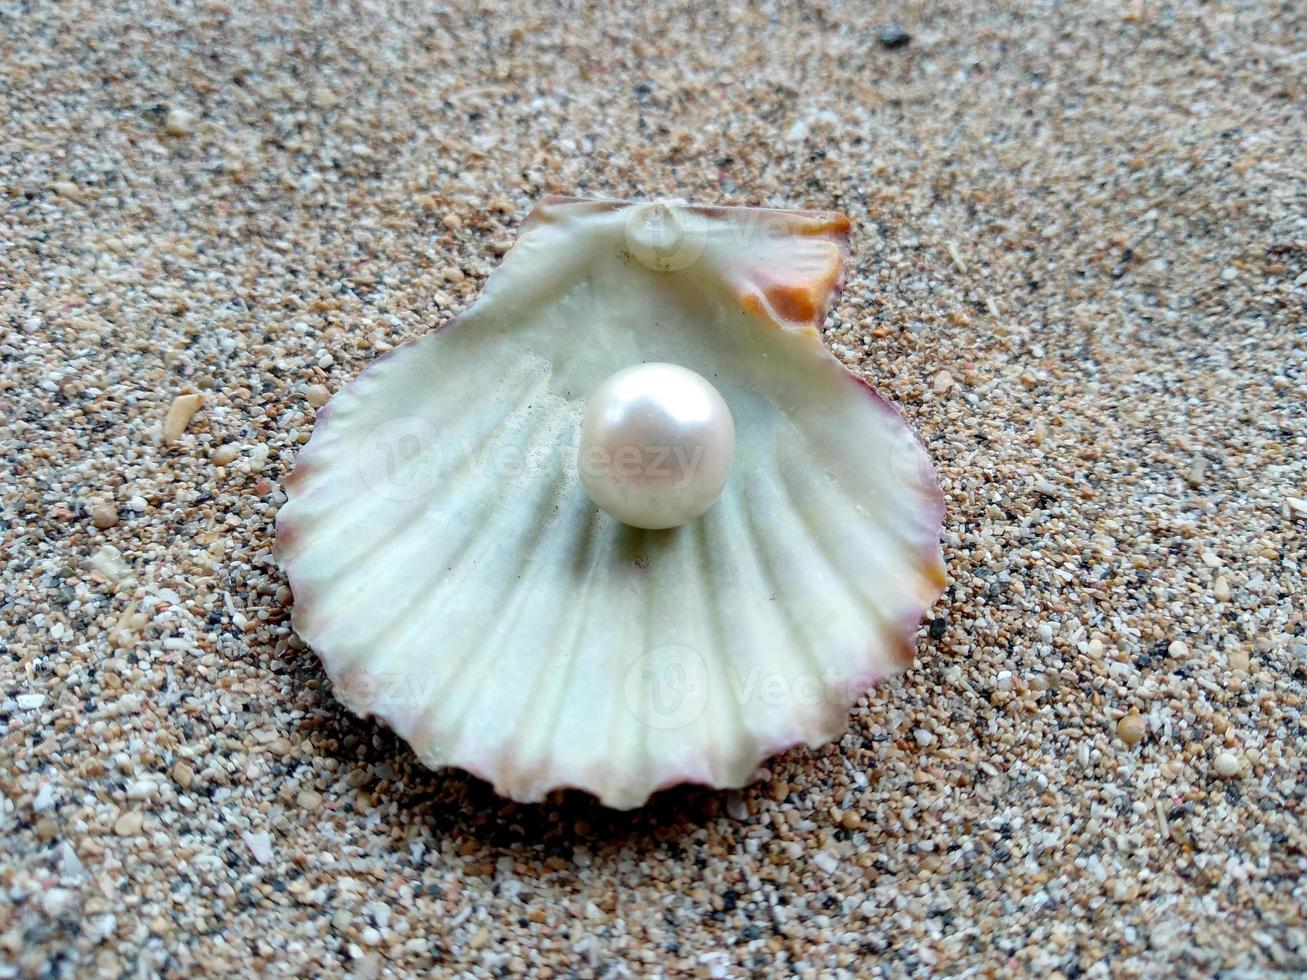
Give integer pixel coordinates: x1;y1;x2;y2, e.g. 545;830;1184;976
2;1;1304;976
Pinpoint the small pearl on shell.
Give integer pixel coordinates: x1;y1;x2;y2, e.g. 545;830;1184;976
578;363;735;530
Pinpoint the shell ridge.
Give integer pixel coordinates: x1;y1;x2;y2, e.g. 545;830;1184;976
382;404;572;660
656;522;727;791
770;450;912;670
436;457;585;766
731;480;852;763
290;366;555;601
690;516;756;787
783;440;942;597
732;479;832;730
748;460;870;674
557;521;652;805
772;451;900;633
614;526;659;808
823;442;942;556
707;482;812;749
324;408;565;679
281;357;551;580
843;374;949;528
476;211;610;323
500;507;607;801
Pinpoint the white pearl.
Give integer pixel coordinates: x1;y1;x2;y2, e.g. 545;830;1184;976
578;363;735;530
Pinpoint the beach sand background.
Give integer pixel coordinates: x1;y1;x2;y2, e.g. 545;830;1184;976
2;1;1303;975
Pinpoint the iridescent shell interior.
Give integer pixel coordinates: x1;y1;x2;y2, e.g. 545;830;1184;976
276;198;946;809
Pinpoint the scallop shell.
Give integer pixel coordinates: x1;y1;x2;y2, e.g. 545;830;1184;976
277;197;946;809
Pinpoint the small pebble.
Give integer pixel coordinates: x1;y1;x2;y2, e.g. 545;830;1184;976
248;443;270;471
296;788;324;810
87;544;132;584
306;384;332;408
812;851;839;874
171;761;196;789
211;444;240;466
878;24;911;48
933;369;954;393
90;503;119;529
242;830;274;864
126;779;157;801
1213;576;1231;601
113;811;144;836
724;790;749;820
41;888;77;917
57;841;84;879
1117;712;1146;747
32;785;55;812
164;106;196;136
1213;752;1241;779
1110;878;1141;903
1033;476;1060;497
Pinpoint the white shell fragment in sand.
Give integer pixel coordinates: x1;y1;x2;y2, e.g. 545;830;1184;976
163;392;204;445
276;197;947;809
